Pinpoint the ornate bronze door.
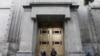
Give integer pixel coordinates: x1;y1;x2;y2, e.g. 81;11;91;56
37;23;64;56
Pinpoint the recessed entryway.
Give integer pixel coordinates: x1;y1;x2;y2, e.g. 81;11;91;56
36;15;65;56
37;23;64;56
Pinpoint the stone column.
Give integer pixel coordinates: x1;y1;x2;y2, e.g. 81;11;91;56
64;10;85;56
16;9;33;56
64;20;69;56
32;18;38;56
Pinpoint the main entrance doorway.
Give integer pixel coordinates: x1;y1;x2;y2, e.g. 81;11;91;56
37;23;64;56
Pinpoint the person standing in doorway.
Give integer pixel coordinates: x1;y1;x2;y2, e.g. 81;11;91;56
41;48;46;56
50;48;57;56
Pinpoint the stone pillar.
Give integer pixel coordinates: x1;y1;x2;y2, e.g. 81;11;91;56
64;11;85;56
64;20;69;56
16;9;34;56
32;19;38;56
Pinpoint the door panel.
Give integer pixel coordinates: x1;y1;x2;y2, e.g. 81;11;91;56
38;24;64;56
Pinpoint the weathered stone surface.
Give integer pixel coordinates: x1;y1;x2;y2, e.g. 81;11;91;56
0;0;12;8
19;9;33;52
31;6;71;18
16;52;32;56
0;0;12;55
1;0;100;56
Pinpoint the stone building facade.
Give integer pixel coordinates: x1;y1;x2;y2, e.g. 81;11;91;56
0;0;100;56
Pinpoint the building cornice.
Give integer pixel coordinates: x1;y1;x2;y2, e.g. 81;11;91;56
23;2;79;9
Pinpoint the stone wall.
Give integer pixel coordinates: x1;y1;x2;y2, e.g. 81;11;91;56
91;8;100;53
7;0;33;56
0;0;98;56
0;0;13;56
78;4;100;55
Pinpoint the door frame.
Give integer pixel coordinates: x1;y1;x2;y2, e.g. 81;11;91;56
37;23;65;56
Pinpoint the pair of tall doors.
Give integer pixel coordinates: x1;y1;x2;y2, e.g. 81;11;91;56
37;23;64;56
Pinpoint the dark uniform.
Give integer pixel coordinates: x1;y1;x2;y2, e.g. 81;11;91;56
50;49;57;56
41;51;46;56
